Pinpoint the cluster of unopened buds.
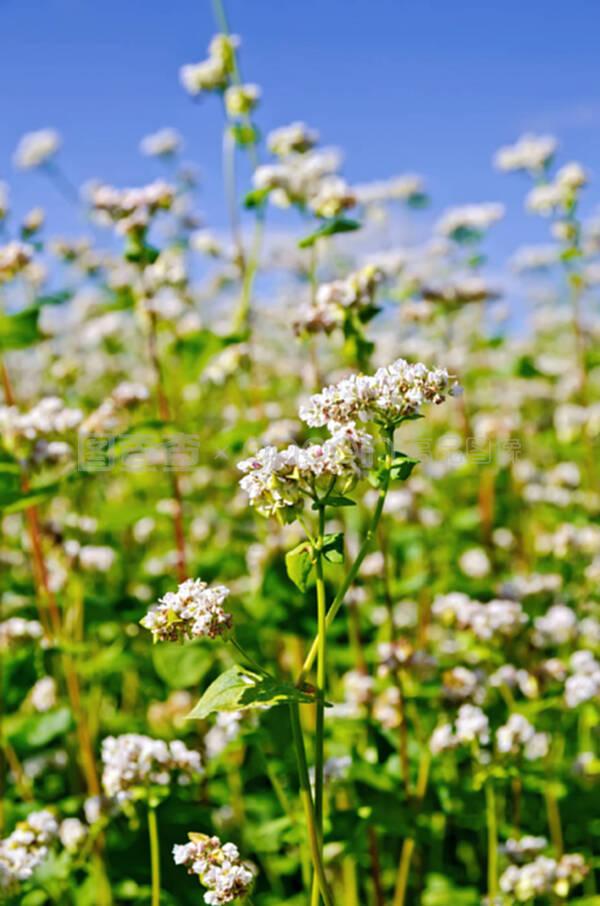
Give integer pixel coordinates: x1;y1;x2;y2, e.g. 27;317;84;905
140;578;233;643
173;833;255;904
100;733;202;803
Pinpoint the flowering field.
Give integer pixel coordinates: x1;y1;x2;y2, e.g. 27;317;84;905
1;6;600;906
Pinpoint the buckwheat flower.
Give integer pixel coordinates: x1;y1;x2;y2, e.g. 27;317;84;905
458;547;490;578
504;836;548;864
299;357;456;430
13;129;61;169
0;241;34;283
0;618;44;650
78;545;116;572
556;161;587;191
141;578;233;643
496;713;549;760
564;650;600;708
454;704;490;746
180;34;239;96
205;712;244;759
500;853;587;902
494;133;557;174
443;667;485;703
429;722;456;754
308;175;356;218
58;818;87;852
510;243;559;272
435;203;505;240
140;127;183;158
469;599;527;640
30;676;57;712
0;809;58;892
101;733;202;803
533;604;577;647
355;173;426;206
237;425;374;517
268;121;319;157
526;182;567;216
173;833;255;904
224;83;261;118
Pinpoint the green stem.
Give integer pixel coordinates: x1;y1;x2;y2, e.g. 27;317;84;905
148;805;161;906
289;703;334;906
485;780;498;901
312;506;327;904
297;436;393;686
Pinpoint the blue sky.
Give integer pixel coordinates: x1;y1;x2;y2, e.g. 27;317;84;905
1;0;600;262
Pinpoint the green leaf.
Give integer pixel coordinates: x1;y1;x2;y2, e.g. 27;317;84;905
186;665;314;719
390;453;420;481
7;707;73;750
322;532;345;563
322;496;356;508
285;542;313;591
244;187;271;209
298;217;361;249
152;641;212;688
0;306;42;351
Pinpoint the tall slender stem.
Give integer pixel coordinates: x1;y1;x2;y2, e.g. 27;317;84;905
289;703;334;906
485;779;498;901
312;505;328;906
392;750;430;906
148;805;161;906
297;434;393;686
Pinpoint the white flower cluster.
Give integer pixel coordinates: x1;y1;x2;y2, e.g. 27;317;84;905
564;650;600;708
0;396;83;446
494;133;557;174
57;818;86;852
536;523;600;558
224;83;260;118
30;676;57;712
435;203;505;238
0;618;44;650
267;122;319;157
173;833;255;904
300;358;455;431
0;809;58;894
432;592;527;640
140;578;233;643
295;264;383;335
503;835;547;863
526;163;588;216
13;129;61;169
180;34;239;96
87;180;175;236
355;173;425;206
0;241;34;283
489;665;538;699
532;604;577;647
238;423;374;517
101;733;202;802
500;853;587;902
140;128;182;158
496;714;549;760
429;704;490;754
253;148;355;218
